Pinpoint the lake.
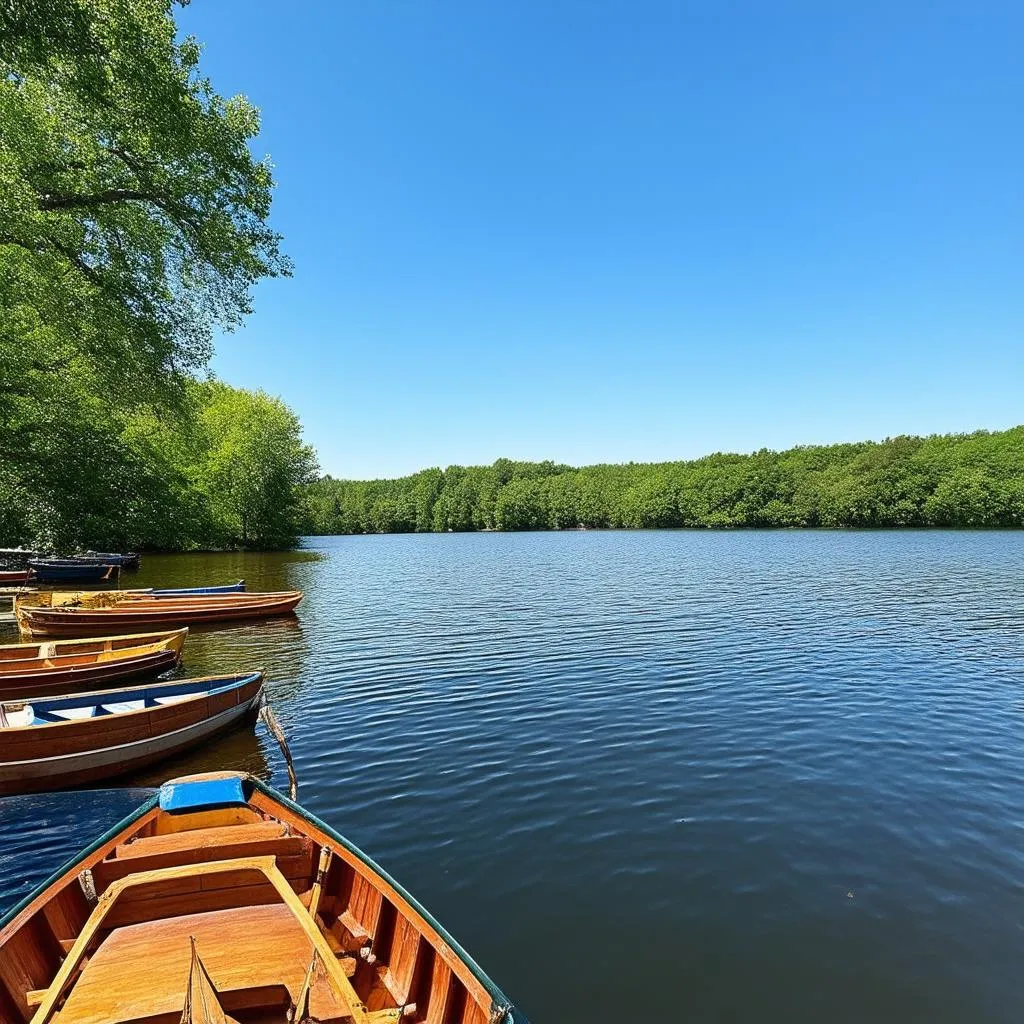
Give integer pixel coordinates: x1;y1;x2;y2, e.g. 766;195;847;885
2;530;1024;1022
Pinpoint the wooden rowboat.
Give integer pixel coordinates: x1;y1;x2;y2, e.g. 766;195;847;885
16;592;304;637
0;673;264;795
0;569;32;585
0;772;527;1023
0;629;187;699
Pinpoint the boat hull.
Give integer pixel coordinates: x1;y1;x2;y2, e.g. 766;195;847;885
26;562;117;583
83;551;140;571
17;592;303;636
0;649;180;700
0;629;187;699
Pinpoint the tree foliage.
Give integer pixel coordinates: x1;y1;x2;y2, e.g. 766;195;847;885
0;0;309;551
304;428;1024;535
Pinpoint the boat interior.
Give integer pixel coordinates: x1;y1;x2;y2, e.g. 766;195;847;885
0;775;504;1024
0;634;179;664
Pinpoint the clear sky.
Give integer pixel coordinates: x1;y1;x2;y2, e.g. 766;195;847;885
179;1;1022;480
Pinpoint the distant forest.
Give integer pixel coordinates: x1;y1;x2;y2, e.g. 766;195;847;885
304;427;1024;534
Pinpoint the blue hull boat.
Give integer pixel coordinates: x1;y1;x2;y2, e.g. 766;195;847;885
150;580;246;596
27;560;118;583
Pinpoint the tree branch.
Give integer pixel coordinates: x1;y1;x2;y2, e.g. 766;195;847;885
38;188;158;210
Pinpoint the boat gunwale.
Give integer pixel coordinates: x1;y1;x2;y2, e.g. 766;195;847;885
20;594;301;614
249;777;524;1022
0;637;185;674
0;628;188;654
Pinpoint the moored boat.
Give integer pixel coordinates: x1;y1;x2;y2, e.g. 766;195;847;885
26;560;119;584
0;569;32;585
0;673;264;795
151;580;246;596
82;550;140;571
16;591;304;636
0;771;527;1022
0;629;187;699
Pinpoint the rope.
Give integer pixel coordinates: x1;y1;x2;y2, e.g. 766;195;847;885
260;697;298;801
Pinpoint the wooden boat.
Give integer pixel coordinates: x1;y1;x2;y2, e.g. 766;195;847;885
151;580;246;596
0;772;526;1023
0;569;32;585
16;591;304;637
26;561;118;584
0;629;187;699
0;673;264;795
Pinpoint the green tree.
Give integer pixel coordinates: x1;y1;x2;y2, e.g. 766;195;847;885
0;0;290;549
200;384;318;549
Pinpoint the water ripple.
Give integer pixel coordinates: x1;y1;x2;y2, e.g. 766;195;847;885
3;532;1024;1021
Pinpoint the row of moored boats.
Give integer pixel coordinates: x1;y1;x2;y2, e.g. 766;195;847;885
0;557;527;1023
1;581;303;792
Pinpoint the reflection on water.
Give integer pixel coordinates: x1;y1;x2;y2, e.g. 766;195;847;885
3;532;1024;1022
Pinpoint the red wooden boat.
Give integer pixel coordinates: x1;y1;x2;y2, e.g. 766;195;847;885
0;568;32;585
16;592;303;637
0;629;187;699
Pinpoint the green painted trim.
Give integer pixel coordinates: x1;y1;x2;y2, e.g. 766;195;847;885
0;792;159;931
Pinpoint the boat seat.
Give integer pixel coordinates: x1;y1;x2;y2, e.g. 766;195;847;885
52;904;352;1024
93;823;311;891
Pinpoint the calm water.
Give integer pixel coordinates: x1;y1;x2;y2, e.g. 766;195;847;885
3;531;1024;1021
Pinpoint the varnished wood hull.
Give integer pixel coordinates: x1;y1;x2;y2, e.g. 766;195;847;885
16;593;303;636
0;649;181;700
0;629;188;664
0;773;528;1024
0;629;187;699
0;569;31;585
0;674;264;795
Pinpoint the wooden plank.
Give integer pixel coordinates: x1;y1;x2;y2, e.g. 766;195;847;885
93;830;308;891
424;954;454;1024
0;915;59;1022
384;914;421;1006
40;884;89;946
152;806;262;835
114;821;289;859
55;905;337;1024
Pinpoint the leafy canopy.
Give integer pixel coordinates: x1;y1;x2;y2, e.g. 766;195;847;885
0;0;311;552
0;0;289;394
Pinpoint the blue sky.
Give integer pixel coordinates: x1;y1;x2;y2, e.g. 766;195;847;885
179;1;1022;480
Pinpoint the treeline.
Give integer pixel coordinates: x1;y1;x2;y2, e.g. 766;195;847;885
305;428;1024;534
1;1;314;551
